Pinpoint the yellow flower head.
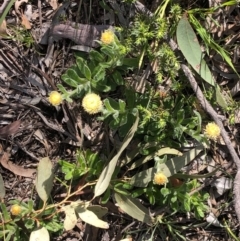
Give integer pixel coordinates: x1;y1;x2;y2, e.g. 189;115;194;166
48;91;63;106
204;122;221;141
82;93;102;114
153;172;168;185
100;29;115;44
10;204;22;216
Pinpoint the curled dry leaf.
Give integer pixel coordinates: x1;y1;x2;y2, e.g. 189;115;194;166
0;19;7;35
21;13;31;29
0;120;21;138
46;0;58;10
15;0;28;15
0;152;35;177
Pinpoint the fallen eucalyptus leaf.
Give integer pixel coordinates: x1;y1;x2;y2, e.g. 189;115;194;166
62;205;78;231
35;157;54;202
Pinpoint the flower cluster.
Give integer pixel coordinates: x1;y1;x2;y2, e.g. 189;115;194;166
82;93;103;114
100;29;115;45
153;172;168;185
10;204;22;216
204;122;221;141
48;91;63;106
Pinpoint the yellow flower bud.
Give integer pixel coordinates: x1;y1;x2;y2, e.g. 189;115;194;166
204;122;220;141
48;91;63;106
100;29;115;45
10;204;22;216
153;172;168;185
82;93;102;114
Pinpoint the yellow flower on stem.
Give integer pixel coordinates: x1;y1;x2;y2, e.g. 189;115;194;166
100;29;115;45
204;122;221;141
82;93;102;114
48;91;63;106
153;172;168;185
10;204;22;216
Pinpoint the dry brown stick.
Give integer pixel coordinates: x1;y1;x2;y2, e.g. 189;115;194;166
180;63;240;223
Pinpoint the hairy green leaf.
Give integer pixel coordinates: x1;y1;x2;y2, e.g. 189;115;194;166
76;57;91;80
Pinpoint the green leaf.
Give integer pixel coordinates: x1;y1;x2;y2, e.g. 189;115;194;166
119;99;126;112
0;173;5;199
25;219;35;230
123;58;139;68
101;187;111;204
176;17;227;108
76;57;91;80
61;74;78;87
66;69;88;85
130;145;204;187
57;84;67;93
112;71;124;85
35;157;54;202
103;98;119;112
0;203;10;222
94;113;139;198
29;227;50;241
114;183;131;196
92;65;106;82
114;192;154;224
89;50;105;62
87;205;108;218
